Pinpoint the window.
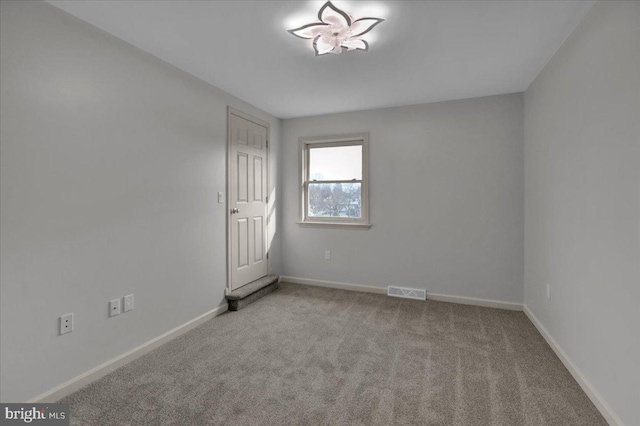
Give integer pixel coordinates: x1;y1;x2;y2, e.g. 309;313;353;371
299;134;370;228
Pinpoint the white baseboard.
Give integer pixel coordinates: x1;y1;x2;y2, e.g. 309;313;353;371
523;306;621;426
280;276;387;294
28;303;228;403
427;292;522;311
280;276;523;311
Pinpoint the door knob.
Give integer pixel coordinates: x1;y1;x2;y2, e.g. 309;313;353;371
231;208;239;214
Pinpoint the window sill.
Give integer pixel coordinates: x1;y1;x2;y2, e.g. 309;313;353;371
296;221;372;230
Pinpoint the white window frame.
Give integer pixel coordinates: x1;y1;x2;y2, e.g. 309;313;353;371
298;133;371;229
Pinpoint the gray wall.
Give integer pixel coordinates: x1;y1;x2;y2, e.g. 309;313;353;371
524;1;639;425
281;94;524;303
0;1;281;402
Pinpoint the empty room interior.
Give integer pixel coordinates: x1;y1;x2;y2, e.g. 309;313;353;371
1;0;638;425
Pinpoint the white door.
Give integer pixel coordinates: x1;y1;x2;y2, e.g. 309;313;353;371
228;110;268;290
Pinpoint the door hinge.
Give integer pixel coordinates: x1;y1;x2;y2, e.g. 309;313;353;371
266;195;269;203
266;139;269;148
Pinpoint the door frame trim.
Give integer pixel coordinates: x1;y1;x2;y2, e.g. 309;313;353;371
226;107;270;294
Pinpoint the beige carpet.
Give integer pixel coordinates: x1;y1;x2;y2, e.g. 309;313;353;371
62;283;606;425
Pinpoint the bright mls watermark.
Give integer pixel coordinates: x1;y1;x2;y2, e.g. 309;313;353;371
0;404;69;425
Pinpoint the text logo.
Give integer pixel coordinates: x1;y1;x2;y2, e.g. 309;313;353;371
0;404;69;425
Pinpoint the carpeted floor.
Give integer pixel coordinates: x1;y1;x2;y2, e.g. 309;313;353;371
62;283;606;425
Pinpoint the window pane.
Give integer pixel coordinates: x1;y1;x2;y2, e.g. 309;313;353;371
309;145;362;181
308;183;361;218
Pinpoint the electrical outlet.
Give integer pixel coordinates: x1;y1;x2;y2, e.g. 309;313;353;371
217;192;224;204
324;250;331;260
123;294;134;312
60;313;73;335
546;284;551;300
109;299;121;317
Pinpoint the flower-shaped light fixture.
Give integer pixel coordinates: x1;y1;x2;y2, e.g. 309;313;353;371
288;1;385;56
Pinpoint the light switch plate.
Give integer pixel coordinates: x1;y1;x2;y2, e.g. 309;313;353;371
546;284;551;300
123;294;134;312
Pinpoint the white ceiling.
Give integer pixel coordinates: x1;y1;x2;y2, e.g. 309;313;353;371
48;1;594;119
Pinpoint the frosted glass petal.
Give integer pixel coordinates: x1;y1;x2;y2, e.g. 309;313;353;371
288;23;329;40
318;1;351;27
342;38;368;51
313;36;334;56
350;18;385;37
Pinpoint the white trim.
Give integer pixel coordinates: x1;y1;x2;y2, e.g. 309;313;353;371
227;106;269;128
280;276;523;311
280;276;386;294
227;107;271;292
427;292;522;311
523;306;621;426
28;303;228;403
295;221;372;229
298;133;370;228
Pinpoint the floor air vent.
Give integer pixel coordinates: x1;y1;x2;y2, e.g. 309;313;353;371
387;286;427;301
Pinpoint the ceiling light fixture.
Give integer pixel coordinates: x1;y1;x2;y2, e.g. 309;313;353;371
288;1;385;56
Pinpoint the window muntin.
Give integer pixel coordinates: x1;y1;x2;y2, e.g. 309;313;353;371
300;135;370;227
